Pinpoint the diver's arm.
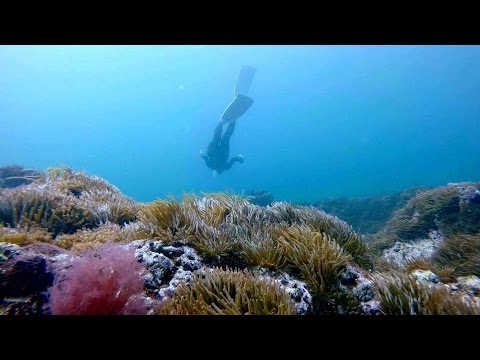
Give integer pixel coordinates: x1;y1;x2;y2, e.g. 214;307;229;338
200;151;212;168
224;155;244;170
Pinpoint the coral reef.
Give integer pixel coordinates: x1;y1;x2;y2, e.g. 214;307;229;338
313;187;424;234
155;268;297;315
0;186;96;236
367;182;480;250
0;165;44;189
55;223;141;252
1;165;479;315
278;225;351;299
0;224;53;246
431;233;480;277
373;272;480;315
0;167;139;238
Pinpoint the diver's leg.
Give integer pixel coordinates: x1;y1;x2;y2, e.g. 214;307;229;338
216;121;236;169
222;120;236;143
213;122;223;143
207;122;223;153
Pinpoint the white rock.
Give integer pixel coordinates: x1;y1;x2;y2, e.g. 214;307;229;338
411;269;440;284
456;276;480;296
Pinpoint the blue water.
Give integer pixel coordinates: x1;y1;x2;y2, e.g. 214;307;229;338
1;45;479;203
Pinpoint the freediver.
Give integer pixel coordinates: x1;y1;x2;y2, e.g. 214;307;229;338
200;66;256;174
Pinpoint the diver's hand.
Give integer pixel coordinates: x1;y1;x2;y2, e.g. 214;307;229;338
237;154;244;163
200;150;205;157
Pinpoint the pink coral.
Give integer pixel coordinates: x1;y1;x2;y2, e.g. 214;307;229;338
49;243;147;315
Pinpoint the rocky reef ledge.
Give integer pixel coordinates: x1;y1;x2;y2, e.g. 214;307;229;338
1;165;479;315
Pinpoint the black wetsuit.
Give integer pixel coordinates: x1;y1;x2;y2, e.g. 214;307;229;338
201;120;244;174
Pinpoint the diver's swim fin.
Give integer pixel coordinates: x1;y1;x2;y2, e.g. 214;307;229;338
220;94;254;123
235;65;256;97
